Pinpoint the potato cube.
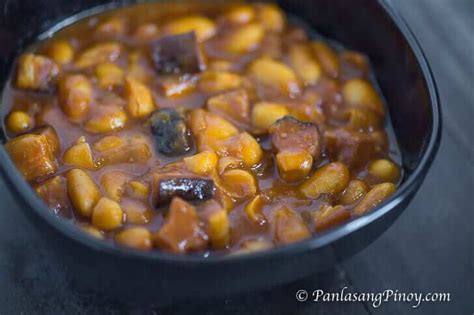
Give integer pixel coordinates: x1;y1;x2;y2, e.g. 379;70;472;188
63;142;95;170
276;150;313;182
96;143;151;166
93;135;125;151
66;169;101;217
34;175;70;216
5;134;58;181
16;54;59;91
272;206;310;244
300;162;350;198
160;75;198;98
84;105;128;133
121;198;154;224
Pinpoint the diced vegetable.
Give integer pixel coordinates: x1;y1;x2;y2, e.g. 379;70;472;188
160;74;198;98
221;169;257;199
151;32;205;74
272;206;310;244
255;4;285;32
276;150;313;182
251;102;288;133
115;227;152;250
353;183;396;216
248;57;300;95
150;108;192;156
207;89;250;126
133;23;160;42
80;224;104;239
311;41;340;78
34;176;70;217
121;198;154;224
153;197;207;253
31;125;60;157
124;76;155;118
95;17;127;37
127;181;150;200
342;79;384;116
300;162;350;198
6;111;32;134
244;195;266;225
75;42;122;68
84;105;128;133
222;23;264;54
199;71;242;93
5;134;58;181
16;54;59;91
96;143;151;166
223;5;256;24
101;171;129;202
63;142;95;170
66;169;101;217
288;44;322;84
91;197;124;231
93;135;124;151
58;74;93;123
184;151;218;175
222;132;262;167
205;205;230;248
313;204;350;232
236;239;273;254
156;177;215;205
162;15;216;41
340;180;368;205
47;40;74;65
95;63;124;89
368;159;400;183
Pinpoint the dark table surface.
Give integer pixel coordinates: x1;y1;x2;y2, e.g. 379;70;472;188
0;0;473;314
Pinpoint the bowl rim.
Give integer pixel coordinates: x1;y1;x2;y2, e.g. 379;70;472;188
0;0;441;266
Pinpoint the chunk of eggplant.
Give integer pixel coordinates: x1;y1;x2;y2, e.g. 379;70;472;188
150;108;192;156
150;32;205;74
157;177;214;206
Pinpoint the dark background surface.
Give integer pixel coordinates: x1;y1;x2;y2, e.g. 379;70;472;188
0;0;473;314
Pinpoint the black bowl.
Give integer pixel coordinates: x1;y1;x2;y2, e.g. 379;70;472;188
0;0;441;304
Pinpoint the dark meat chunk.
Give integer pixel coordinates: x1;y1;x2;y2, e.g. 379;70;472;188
152;197;207;253
269;116;321;158
150;32;205;74
156;177;214;206
150;108;192;156
325;128;388;169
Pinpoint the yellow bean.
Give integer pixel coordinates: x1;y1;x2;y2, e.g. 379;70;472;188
244;195;266;225
79;224;104;239
184;151;218;175
342;79;384;116
124;76;155;118
311;41;340;78
251;102;289;132
75;42;122;68
101;171;129;202
289;44;322;84
63;142;95;170
340;180;368;205
256;4;285;32
221;169;257;199
115;227;152;250
95;63;124;89
92;197;123;231
223;23;264;54
58;74;92;123
368;159;400;183
223;5;256;24
248;57;300;95
353;183;396;216
66;169;101;217
6;111;32;134
300;162;350;198
199;71;242;93
163;16;216;41
47;40;74;65
207;209;230;249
